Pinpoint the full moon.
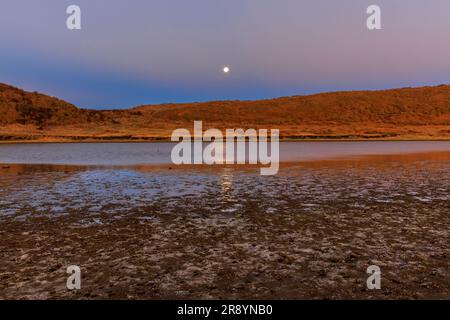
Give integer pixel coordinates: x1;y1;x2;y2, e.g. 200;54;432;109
223;66;230;74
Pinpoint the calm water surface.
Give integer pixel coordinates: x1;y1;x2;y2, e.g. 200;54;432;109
0;141;449;165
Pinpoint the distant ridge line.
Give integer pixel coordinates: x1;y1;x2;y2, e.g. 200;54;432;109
1;83;449;142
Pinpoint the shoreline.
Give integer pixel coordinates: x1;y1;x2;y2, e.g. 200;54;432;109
1;136;450;144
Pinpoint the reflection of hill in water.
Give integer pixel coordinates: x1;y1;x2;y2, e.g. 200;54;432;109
0;164;89;176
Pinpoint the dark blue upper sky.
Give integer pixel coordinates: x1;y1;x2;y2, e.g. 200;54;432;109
1;0;449;109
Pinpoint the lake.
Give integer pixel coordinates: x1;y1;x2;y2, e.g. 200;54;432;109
0;141;449;299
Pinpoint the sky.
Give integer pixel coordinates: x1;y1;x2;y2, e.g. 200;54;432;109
0;0;449;109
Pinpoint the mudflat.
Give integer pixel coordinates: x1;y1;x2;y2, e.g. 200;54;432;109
0;151;449;299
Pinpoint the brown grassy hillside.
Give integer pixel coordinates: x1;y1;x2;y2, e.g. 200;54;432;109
0;83;449;142
0;83;81;128
135;85;450;126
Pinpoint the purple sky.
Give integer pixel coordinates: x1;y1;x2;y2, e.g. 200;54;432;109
1;0;449;109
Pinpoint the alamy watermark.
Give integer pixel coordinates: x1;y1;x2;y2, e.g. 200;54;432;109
366;265;381;290
367;5;382;30
171;121;280;176
66;5;81;30
66;265;81;290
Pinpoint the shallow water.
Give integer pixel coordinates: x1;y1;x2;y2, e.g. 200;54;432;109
0;151;449;220
0;141;449;165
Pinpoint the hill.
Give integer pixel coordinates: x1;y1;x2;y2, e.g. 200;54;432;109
0;83;449;142
0;83;81;128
